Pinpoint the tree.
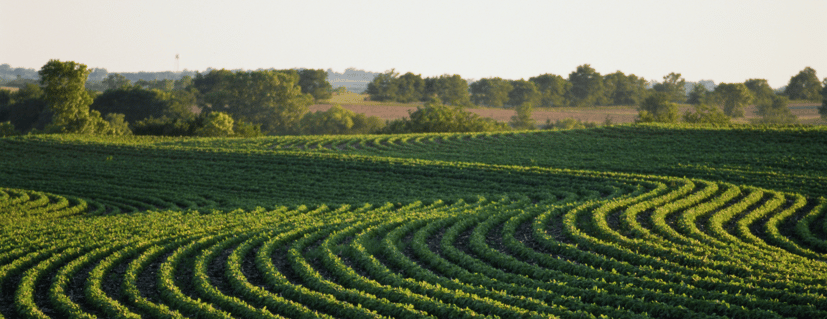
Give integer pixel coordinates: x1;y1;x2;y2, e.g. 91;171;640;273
102;73;131;91
0;121;17;137
567;64;606;107
195;112;234;137
1;84;49;132
603;71;648;106
686;83;709;105
103;113;132;136
365;69;399;102
507;80;540;107
424;74;471;106
784;67;822;101
197;69;313;135
395;72;425;103
683;103;730;125
636;92;678;123
509;103;536;130
529;73;570;107
469;78;512;107
712;83;753;118
652;72;686;103
91;86;196;124
383;97;508;133
744;79;775;106
298;69;333;101
753;95;797;124
300;104;385;135
820;78;827;120
39;59;111;134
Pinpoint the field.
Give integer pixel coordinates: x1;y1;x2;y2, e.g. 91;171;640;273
313;93;826;125
2;124;827;318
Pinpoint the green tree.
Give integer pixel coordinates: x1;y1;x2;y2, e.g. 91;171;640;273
0;121;17;137
567;64;606;107
395;72;425;103
195;111;234;137
469;77;512;107
509;103;536;130
820;78;827;120
712;83;753;118
753;95;797;124
365;69;399;102
637;92;679;123
784;67;822;101
683;103;730;125
300;104;385;135
102;73;131;91
298;69;333;101
383;97;507;133
507;80;540;107
174;75;193;91
103;113;132;135
197;69;313;135
686;83;709;105
652;72;686;103
744;79;775;106
529;73;570;107
91;86;196;124
1;84;49;132
424;74;471;106
39;59;110;134
603;71;648;106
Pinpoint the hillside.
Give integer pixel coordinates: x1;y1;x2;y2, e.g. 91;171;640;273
1;124;827;318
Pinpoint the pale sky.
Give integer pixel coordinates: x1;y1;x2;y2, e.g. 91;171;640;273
2;0;825;88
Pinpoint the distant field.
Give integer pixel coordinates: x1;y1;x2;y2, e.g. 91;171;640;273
314;93;825;125
0;86;18;92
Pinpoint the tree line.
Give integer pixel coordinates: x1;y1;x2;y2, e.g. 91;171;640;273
1;60;826;138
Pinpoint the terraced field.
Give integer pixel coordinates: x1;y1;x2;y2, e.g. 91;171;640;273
1;123;827;318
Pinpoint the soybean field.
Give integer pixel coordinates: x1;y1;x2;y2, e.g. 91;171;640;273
1;123;827;318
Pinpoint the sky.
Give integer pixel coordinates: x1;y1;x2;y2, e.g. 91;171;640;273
1;0;825;88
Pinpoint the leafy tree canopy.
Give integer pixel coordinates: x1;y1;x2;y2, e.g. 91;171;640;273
712;83;753;118
39;59;111;134
567;64;606;107
652;72;686;103
637;92;679;123
469;77;512;107
298;69;333;101
784;67;822;101
529;73;570;107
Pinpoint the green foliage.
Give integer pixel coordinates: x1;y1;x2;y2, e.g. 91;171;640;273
529;73;570;107
821;79;827;120
744;79;775;106
102;73;131;91
784;67;822;101
195;111;235;137
424;74;471;106
509;103;536;130
469;77;512;107
567;64;606;107
136;79;174;91
712;83;753;118
132;116;198;136
395;72;425;103
365;69;400;102
637;92;679;123
300;104;385;135
682;103;731;125
39;60;112;135
506;80;540;107
0;84;50;133
103;113;132;136
383;98;508;133
298;69;333;101
196;69;313;135
752;95;797;125
233;120;264;137
91;86;196;124
543;117;597;130
602;71;648;106
0;121;17;136
686;83;709;105
652;72;686;103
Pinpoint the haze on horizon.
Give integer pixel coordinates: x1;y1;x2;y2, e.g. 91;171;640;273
1;0;825;88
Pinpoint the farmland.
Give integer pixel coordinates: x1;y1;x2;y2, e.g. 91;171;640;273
2;123;827;318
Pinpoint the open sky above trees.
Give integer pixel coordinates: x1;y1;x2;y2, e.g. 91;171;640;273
1;1;825;88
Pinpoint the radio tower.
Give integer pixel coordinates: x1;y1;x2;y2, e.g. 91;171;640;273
175;54;180;72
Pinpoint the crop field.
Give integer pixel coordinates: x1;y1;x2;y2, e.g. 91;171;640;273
2;123;827;318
